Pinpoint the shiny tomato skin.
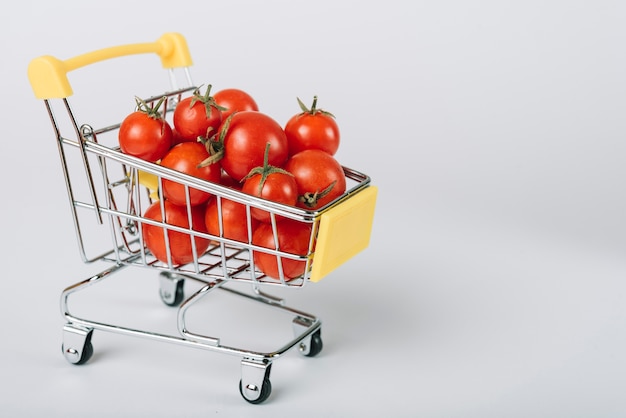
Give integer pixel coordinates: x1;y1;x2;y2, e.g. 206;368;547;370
242;172;298;223
142;200;211;265
220;170;242;189
173;96;222;142
118;112;172;162
252;219;313;281
220;111;289;182
204;197;257;243
284;112;340;156
171;128;186;146
213;88;259;120
160;142;221;206
284;149;347;210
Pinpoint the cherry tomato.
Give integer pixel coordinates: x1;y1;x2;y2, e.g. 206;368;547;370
284;96;340;156
213;88;259;120
242;143;298;223
118;96;172;162
171;128;185;146
284;149;347;210
252;219;313;281
204;197;257;243
142;200;211;266
160;142;221;206
173;85;223;142
218;111;289;182
219;170;242;189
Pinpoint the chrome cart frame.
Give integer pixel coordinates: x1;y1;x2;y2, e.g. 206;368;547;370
28;33;377;404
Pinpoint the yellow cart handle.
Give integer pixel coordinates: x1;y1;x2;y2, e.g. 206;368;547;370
28;32;192;99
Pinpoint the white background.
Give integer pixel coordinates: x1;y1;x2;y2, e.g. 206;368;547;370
2;0;626;416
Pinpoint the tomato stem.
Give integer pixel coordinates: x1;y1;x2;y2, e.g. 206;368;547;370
134;95;169;135
135;95;167;120
296;96;335;118
299;180;337;208
243;142;293;193
197;111;235;168
189;84;227;119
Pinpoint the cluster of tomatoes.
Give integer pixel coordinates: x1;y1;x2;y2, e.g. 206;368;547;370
118;85;345;281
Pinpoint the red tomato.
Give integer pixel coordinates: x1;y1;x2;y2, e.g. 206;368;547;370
284;149;347;210
160;142;221;206
204;197;257;243
171;128;185;146
242;144;298;223
220;170;242;189
118;97;172;162
213;88;259;120
142;200;211;265
219;111;289;182
284;96;340;156
173;85;223;142
252;219;313;281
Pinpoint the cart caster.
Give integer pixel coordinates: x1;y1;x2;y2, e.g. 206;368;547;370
240;359;272;404
239;378;272;404
300;329;323;357
159;272;185;306
62;325;94;365
293;316;323;357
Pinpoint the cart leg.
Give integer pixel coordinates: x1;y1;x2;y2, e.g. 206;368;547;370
62;324;94;365
292;316;323;357
239;359;272;404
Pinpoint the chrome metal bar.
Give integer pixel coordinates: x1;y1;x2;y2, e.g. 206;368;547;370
67;100;102;224
45;100;103;264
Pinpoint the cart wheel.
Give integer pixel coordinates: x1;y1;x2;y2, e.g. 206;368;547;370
159;272;185;306
62;327;94;365
300;329;323;357
239;378;272;404
63;340;94;365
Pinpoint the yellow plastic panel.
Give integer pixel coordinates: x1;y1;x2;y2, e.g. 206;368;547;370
28;33;192;99
138;170;159;200
138;170;159;190
309;186;378;282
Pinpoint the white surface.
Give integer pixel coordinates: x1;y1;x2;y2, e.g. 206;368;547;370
2;1;626;416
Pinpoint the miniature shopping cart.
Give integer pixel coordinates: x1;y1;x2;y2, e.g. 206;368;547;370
28;33;377;404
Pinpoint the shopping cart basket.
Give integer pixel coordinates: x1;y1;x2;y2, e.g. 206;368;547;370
28;33;377;404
